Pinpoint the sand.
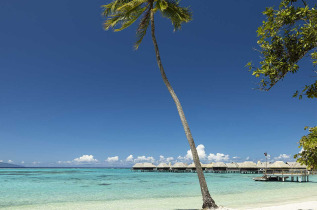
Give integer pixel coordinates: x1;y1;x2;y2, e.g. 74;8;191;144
246;201;317;210
2;200;317;210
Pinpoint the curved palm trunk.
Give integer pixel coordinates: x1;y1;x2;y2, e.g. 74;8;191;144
150;10;218;210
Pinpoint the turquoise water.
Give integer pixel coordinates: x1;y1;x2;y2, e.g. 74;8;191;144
1;168;317;209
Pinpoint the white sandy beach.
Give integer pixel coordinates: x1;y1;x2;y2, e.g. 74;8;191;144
2;198;316;210
247;201;317;210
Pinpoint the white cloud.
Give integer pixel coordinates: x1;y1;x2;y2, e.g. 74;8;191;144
21;161;25;164
159;155;174;163
8;160;13;163
166;157;174;162
57;161;72;164
246;156;250;161
232;156;240;159
106;156;119;162
177;155;185;161
159;155;165;162
32;161;40;165
134;156;155;163
274;154;290;160
0;160;3;162
299;148;304;153
179;144;230;163
185;144;207;160
207;153;229;162
126;155;133;162
74;155;98;163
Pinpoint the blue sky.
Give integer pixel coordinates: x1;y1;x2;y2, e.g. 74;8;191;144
0;0;316;167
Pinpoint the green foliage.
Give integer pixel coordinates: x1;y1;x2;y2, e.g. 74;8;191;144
102;0;192;49
247;0;317;99
294;126;317;170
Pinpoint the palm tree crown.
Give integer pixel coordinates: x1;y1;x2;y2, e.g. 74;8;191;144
102;0;192;49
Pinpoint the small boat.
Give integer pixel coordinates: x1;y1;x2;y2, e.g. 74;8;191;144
253;175;269;181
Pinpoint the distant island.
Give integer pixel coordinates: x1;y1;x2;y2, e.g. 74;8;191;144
0;162;23;168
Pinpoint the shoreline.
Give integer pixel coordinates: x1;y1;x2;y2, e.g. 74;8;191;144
247;201;317;210
2;196;317;210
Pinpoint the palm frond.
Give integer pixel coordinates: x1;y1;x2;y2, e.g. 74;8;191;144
102;0;131;17
102;0;192;49
135;6;151;49
117;0;148;12
115;6;147;32
104;15;122;30
156;0;192;31
104;4;146;31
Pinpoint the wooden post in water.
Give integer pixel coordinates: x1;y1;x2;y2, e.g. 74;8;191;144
264;152;268;176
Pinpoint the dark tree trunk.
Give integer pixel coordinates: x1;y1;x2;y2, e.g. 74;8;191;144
149;9;218;210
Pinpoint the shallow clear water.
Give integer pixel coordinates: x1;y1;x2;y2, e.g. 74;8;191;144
0;168;316;209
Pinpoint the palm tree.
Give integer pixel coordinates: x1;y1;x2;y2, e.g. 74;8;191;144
102;0;218;209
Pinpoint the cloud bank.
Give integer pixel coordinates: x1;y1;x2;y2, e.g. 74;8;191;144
74;155;98;163
52;144;295;167
274;154;290;160
106;156;119;162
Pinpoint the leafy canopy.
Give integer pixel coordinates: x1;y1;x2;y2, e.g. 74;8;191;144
294;126;317;170
247;0;317;99
102;0;192;49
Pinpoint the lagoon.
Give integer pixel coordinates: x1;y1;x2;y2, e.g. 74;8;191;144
1;168;316;209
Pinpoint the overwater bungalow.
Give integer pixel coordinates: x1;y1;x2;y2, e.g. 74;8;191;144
237;161;258;174
286;162;307;170
132;162;156;172
212;162;227;173
226;162;239;173
156;163;170;172
201;163;208;171
186;163;196;172
205;162;227;173
186;162;207;172
205;163;213;172
269;161;291;170
256;161;267;173
171;162;188;172
266;161;291;174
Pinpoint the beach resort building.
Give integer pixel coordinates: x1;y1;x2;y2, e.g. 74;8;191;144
206;162;227;173
132;161;309;179
186;163;196;172
171;162;188;172
156;162;170;172
132;162;156;172
225;162;240;173
237;161;258;174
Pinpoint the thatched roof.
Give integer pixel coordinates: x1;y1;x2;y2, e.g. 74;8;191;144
286;162;307;169
237;161;257;168
157;163;169;168
201;163;208;168
132;163;143;168
269;161;290;169
172;162;188;168
205;163;213;168
143;162;156;168
187;162;207;168
212;162;227;168
256;161;266;168
132;162;156;168
187;163;196;168
226;162;238;168
205;162;227;168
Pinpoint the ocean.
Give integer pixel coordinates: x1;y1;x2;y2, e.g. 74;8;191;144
0;168;316;209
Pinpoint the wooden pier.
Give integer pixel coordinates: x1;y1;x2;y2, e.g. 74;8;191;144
253;169;309;182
